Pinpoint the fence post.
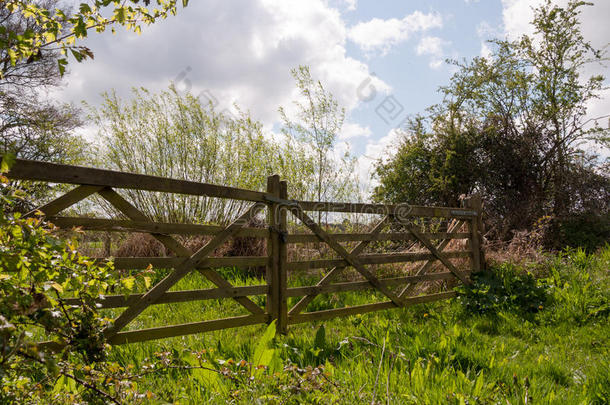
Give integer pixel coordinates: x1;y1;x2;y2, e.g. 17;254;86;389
278;180;288;334
266;175;288;334
463;194;484;273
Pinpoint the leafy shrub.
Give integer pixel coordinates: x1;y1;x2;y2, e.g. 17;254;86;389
0;172;142;403
457;263;549;316
557;213;610;252
540;246;610;324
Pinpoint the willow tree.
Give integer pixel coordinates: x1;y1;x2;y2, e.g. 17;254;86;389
89;85;315;224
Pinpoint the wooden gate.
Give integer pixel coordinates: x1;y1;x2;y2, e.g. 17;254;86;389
8;159;483;344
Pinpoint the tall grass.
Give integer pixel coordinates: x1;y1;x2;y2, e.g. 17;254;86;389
105;246;609;404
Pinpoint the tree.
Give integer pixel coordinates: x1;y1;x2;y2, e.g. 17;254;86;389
89;85;316;223
374;0;609;242
279;65;358;218
1;0;188;78
1;1;86;164
373;116;480;208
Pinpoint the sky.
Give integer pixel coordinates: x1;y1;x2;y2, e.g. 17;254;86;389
55;0;610;193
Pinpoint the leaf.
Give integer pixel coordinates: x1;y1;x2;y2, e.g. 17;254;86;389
251;321;276;375
1;153;16;173
314;324;325;348
57;58;68;76
121;277;135;290
143;276;151;289
70;49;84;62
50;282;63;293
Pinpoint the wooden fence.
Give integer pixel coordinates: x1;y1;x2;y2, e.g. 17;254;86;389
8;158;484;344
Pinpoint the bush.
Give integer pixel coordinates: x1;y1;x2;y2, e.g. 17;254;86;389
457;263;549;316
0;173;143;403
557;213;610;253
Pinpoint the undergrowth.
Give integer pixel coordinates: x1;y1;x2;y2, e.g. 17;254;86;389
94;245;610;404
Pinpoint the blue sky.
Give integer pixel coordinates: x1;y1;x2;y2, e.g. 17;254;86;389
57;0;609;188
341;0;504;156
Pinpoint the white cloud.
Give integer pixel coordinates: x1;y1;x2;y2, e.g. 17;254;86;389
55;0;390;129
416;36;449;69
347;11;443;55
343;0;357;11
358;128;404;191
476;21;498;59
480;42;492;59
339;122;372;140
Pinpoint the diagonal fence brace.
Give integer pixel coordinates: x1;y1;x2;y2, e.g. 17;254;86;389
287;205;405;307
103;196;265;338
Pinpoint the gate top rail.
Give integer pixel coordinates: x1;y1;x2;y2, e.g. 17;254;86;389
7;158;478;218
8;158;267;203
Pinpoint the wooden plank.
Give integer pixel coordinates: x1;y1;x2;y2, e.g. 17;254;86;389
103;202;265;338
287;272;455;297
401;222;471;285
288;250;471;271
288;291;457;324
469;218;481;272
399;220;465;297
62;285;269;308
109;314;269;344
98;188;266;318
288;206;404;307
463;195;483;272
266;175;281;325
297;201;477;218
289;216;390;315
278;180;288;334
49;216;269;237
27;185;103;217
102;256;268;270
99;188;192;257
9;158;266;202
285;232;469;244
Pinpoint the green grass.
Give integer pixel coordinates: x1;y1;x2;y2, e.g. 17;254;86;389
106;246;610;404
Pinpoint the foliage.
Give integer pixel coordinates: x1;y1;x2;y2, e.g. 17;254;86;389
79;245;607;404
2;178;608;404
1;0;187;78
457;264;550;316
0;169;145;403
540;246;610;325
373;0;609;241
88;85;316;223
557;212;610;253
1;0;88;165
280;65;359;208
373;116;479;207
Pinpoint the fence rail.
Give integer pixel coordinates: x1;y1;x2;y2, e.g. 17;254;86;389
8;158;484;345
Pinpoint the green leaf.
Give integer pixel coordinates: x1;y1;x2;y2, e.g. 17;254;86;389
57;58;68;76
314;324;325;348
251;320;276;374
1;153;16;173
70;49;84;62
121;276;135;290
50;282;63;293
